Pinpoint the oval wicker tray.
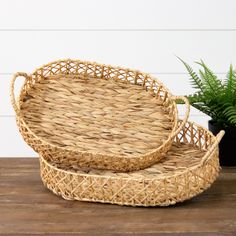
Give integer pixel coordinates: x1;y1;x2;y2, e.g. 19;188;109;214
40;120;224;207
11;59;189;171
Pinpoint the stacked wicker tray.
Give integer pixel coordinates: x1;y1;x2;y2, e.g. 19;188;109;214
11;59;224;207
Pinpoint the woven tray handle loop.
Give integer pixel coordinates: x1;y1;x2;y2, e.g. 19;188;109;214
201;130;225;164
171;96;190;138
10;72;29;115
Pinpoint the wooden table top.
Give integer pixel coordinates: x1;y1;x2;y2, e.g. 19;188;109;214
0;158;235;235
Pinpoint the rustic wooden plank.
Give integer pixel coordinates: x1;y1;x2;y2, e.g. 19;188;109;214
0;158;235;235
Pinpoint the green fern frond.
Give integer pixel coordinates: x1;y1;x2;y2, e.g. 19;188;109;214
224;65;236;101
179;58;236;127
196;60;223;95
177;57;205;92
198;69;216;96
222;105;236;125
225;64;234;94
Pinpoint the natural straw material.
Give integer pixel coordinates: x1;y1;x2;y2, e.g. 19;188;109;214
40;121;224;207
11;59;189;171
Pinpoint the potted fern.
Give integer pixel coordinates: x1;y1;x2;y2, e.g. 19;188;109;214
178;59;236;166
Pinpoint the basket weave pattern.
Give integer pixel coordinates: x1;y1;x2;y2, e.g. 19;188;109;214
40;121;224;207
11;59;190;171
21;77;174;156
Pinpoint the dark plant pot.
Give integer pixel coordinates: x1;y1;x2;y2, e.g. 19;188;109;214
208;120;236;166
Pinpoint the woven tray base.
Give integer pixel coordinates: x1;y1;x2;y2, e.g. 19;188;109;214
40;121;224;207
21;75;173;157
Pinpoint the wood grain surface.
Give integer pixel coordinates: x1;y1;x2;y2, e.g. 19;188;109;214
0;158;235;235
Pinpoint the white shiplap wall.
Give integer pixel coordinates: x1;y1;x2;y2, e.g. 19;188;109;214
1;0;235;157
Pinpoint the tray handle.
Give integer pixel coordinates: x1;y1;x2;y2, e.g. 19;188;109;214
201;130;225;164
171;96;190;138
10;72;29;115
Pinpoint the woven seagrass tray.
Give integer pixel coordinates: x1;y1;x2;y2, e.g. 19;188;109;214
11;59;189;171
40;120;224;207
